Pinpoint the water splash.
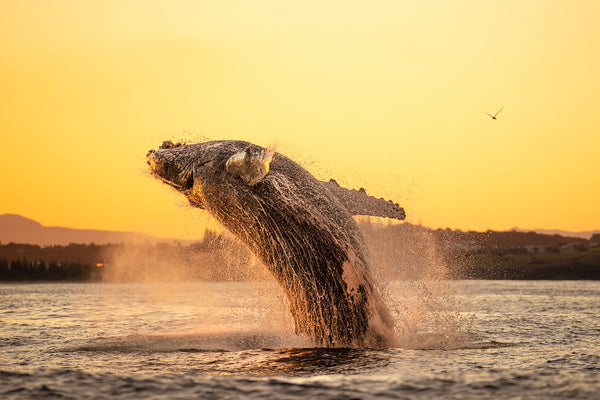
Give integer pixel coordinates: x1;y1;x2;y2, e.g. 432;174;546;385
359;218;477;350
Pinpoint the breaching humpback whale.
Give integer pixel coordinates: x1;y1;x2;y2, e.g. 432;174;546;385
147;140;405;347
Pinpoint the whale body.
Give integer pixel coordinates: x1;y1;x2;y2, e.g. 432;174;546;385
147;140;405;347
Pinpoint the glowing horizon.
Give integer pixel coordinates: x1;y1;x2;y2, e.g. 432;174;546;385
1;1;599;239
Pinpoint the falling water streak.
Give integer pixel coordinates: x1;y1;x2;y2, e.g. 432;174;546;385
359;218;477;350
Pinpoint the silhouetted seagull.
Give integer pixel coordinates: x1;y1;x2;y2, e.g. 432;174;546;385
484;107;504;120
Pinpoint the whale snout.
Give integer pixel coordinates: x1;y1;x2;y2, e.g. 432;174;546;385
146;150;160;173
146;149;194;191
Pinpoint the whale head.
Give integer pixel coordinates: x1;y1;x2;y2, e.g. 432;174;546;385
147;140;275;208
146;141;196;191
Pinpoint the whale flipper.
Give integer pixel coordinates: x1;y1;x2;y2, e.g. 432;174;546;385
322;179;406;221
225;146;275;187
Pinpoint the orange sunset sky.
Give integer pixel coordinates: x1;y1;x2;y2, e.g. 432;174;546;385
1;1;599;240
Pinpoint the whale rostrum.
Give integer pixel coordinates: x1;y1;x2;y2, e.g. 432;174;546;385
147;140;405;347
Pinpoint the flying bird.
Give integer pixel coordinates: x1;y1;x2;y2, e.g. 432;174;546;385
484;107;504;120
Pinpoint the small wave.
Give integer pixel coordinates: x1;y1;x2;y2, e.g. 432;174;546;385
61;330;513;355
0;337;30;347
61;330;311;353
394;329;515;351
2;368;599;399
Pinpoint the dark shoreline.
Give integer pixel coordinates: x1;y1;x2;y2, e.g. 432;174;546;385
2;258;599;282
2;222;599;282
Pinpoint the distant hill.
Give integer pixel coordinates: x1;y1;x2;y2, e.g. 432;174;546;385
0;214;184;246
508;227;600;240
3;213;597;248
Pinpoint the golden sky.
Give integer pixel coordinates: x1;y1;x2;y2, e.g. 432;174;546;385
1;0;599;239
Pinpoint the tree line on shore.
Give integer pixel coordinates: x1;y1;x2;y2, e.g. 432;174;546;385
0;258;102;281
0;230;267;282
1;221;599;282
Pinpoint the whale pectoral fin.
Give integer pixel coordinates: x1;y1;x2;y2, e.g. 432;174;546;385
322;179;406;221
226;147;275;187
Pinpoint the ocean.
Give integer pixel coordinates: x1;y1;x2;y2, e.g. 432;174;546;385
1;280;598;399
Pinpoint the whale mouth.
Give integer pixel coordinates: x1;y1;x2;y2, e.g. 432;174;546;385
155;174;188;190
147;150;195;191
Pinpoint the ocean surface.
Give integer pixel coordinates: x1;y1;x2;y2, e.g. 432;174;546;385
1;280;598;399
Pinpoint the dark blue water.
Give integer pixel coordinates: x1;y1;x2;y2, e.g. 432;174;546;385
1;281;598;399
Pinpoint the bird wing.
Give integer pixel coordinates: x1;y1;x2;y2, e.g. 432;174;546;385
483;112;494;117
494;107;504;117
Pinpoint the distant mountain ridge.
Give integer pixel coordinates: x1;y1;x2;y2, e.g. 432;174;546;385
2;214;597;247
508;227;600;240
0;214;185;246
